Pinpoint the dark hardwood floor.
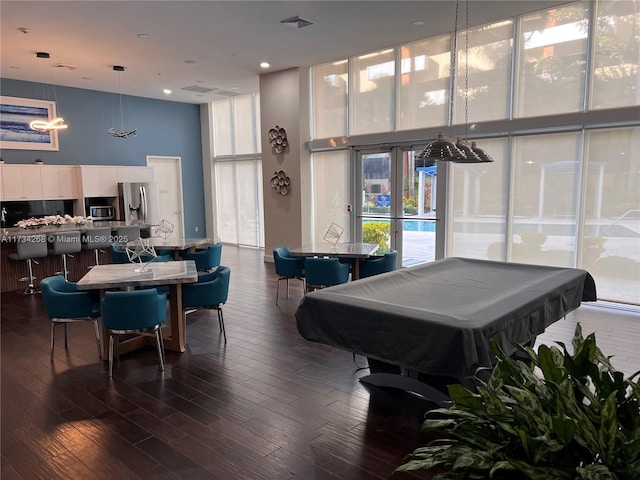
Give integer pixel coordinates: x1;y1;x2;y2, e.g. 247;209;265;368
2;246;638;479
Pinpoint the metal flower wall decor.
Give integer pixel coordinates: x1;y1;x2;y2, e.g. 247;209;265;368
270;170;290;195
268;126;288;154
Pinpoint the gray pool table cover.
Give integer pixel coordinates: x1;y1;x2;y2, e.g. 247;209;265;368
295;257;597;378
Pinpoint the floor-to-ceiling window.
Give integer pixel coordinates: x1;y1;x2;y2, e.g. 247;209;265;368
308;0;639;304
211;94;264;248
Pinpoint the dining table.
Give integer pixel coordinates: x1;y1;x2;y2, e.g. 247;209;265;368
289;242;379;280
125;236;213;259
76;260;198;355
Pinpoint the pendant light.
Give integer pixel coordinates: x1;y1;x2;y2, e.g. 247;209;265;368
29;52;68;132
416;0;492;164
108;65;137;138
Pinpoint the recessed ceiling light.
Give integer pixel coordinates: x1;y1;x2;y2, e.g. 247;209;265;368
184;60;197;65
82;76;92;80
162;89;172;95
229;86;238;90
411;20;425;26
18;27;31;34
260;62;271;69
137;33;150;39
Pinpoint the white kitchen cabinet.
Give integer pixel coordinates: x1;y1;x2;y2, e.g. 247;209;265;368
79;166;118;197
1;165;43;200
116;166;154;183
40;166;78;199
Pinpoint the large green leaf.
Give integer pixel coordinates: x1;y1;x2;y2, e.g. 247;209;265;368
598;392;618;463
448;383;484;411
551;415;577;444
538;344;565;384
576;464;615;479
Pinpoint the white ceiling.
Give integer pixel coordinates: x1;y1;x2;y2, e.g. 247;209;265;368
1;1;567;104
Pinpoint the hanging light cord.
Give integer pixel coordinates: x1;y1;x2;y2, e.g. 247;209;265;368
108;67;137;138
448;0;460;137
464;0;470;142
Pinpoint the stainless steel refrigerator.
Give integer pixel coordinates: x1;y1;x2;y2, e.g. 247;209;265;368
117;182;161;225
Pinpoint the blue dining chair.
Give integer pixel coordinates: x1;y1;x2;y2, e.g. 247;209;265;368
359;250;398;279
109;243;129;264
181;266;230;343
40;275;102;362
273;246;305;304
101;288;167;377
180;243;222;272
304;257;350;292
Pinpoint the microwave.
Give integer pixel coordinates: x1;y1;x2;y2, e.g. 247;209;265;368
89;205;115;220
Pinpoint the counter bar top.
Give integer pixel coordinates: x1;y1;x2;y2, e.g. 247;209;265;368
1;221;151;239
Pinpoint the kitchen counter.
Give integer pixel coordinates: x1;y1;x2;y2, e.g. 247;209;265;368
1;221;151;240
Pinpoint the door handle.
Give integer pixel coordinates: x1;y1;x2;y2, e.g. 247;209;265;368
174;211;181;215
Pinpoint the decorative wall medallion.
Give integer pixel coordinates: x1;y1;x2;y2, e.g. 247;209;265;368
268;125;288;154
270;170;290;195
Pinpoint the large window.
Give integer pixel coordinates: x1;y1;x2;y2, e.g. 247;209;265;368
515;2;589;117
590;0;640;110
454;20;513;123
311;150;351;244
311;60;348;139
449;137;509;261
583;127;640;302
211;94;264;248
350;49;395;135
308;0;639;304
398;35;451;130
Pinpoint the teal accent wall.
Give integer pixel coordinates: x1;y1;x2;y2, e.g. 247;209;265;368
0;78;205;236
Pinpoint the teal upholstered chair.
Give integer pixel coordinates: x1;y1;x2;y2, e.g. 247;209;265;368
180;243;222;272
359;250;398;278
40;275;102;362
181;266;230;343
304;257;350;292
273;246;305;304
101;288;167;377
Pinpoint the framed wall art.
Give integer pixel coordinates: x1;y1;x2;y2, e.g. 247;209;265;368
0;96;61;151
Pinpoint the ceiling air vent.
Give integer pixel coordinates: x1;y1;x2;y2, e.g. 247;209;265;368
280;16;313;29
181;85;217;93
56;64;78;71
210;89;238;98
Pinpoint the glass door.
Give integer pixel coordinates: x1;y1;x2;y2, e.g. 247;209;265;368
356;147;439;266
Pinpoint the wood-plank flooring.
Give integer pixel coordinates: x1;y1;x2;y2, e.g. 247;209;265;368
2;246;638;479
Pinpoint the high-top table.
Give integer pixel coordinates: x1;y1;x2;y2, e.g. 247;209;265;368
289;242;379;279
77;260;198;354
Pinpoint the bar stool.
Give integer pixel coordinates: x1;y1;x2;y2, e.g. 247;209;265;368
82;227;112;268
48;231;82;281
115;225;140;244
8;234;48;294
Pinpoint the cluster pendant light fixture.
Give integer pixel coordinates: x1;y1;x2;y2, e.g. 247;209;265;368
108;65;137;138
29;52;68;132
416;0;493;167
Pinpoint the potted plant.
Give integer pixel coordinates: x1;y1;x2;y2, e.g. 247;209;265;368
397;325;640;479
